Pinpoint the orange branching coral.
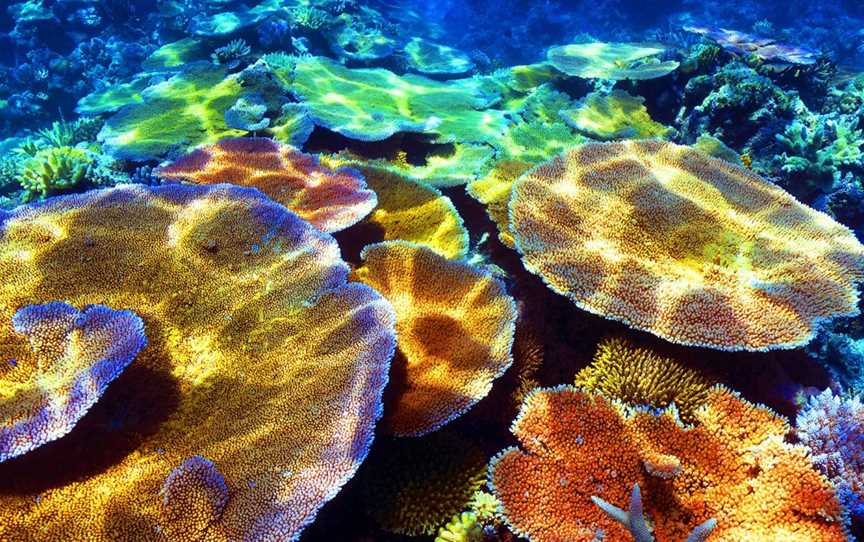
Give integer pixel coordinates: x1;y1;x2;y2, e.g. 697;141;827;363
510;140;864;351
354;241;517;436
354;166;469;259
574;337;713;423
1;302;146;462
0;184;397;541
156;137;377;233
489;385;849;542
467;159;533;248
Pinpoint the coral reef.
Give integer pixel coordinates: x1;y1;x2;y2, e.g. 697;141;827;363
0;184;397;541
489;386;849;542
354;241;516;436
510;140;864;351
0;302;146;462
157;137;376;233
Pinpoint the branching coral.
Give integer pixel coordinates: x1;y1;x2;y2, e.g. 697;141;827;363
797;389;864;518
1;302;146;462
354;241;516;436
574;337;714;423
0;183;397;541
561;90;671;140
547;42;679;80
19;146;93;201
489;385;849;542
157;137;376;233
510;140;864;351
358;431;487;536
435;512;483;542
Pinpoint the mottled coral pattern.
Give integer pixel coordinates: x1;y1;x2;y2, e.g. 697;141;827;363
510;140;864;350
354;241;516;436
490;386;848;542
157;137;377;233
0;302;146;462
0;184;397;541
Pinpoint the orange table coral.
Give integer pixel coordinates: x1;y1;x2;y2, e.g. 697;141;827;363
509;140;864;351
489;385;848;542
156;137;377;233
1;302;146;462
0;184;397;541
354;241;517;436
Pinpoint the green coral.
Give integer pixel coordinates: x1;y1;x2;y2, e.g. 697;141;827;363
547;42;679;80
404;37;474;75
561;89;671;140
19;147;93;201
211;38;251;66
435;512;483;542
142;38;211;71
98;63;247;161
76;79;149;115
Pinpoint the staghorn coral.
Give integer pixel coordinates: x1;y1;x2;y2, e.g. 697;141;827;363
547;42;679;80
574;337;714;423
510;140;864;351
0;183;397;541
157;137;376;233
354;241;516;436
358;431;487;536
797;389;864;518
1;302;146;462
561;90;671;140
348;165;469;259
489;385;849;542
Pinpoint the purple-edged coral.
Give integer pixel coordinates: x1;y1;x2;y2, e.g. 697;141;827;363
797;388;864;518
0;302;146;462
684;25;819;65
0;184;397;540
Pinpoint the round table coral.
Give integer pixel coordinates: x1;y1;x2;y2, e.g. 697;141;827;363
509;140;864;351
0;184;397;541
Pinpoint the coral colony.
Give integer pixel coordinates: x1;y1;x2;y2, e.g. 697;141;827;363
2;1;864;541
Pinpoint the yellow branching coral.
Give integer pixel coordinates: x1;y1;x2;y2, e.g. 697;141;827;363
510;140;864;351
353;166;469;259
489;385;848;542
1;302;146;462
435;512;483;542
574;337;713;423
467;159;533;248
358;430;487;536
561;90;671;140
0;184;397;541
354;241;517;436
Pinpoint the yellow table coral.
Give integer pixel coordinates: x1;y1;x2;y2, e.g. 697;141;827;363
547;42;679;80
510;140;864;351
354;241;516;436
0;184;397;541
561;90;671;140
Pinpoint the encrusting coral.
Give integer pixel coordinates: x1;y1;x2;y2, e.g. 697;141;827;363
0;184;397;541
156;137;377;233
489;385;849;542
358;430;487;536
510;140;864;351
574;337;714;423
353;241;517;436
797;388;864;518
1;302;146;462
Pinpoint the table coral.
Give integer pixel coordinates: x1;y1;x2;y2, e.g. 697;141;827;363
797;389;864;518
350;166;469;259
561;90;671;140
547;42;679;80
574;337;713;423
354;241;516;436
683;25;818;65
1;302;146;462
404;37;475;75
98;63;247;161
467;158;533;248
358;431;487;536
509;140;864;351
0;183;397;541
489;385;849;542
157;137;377;233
